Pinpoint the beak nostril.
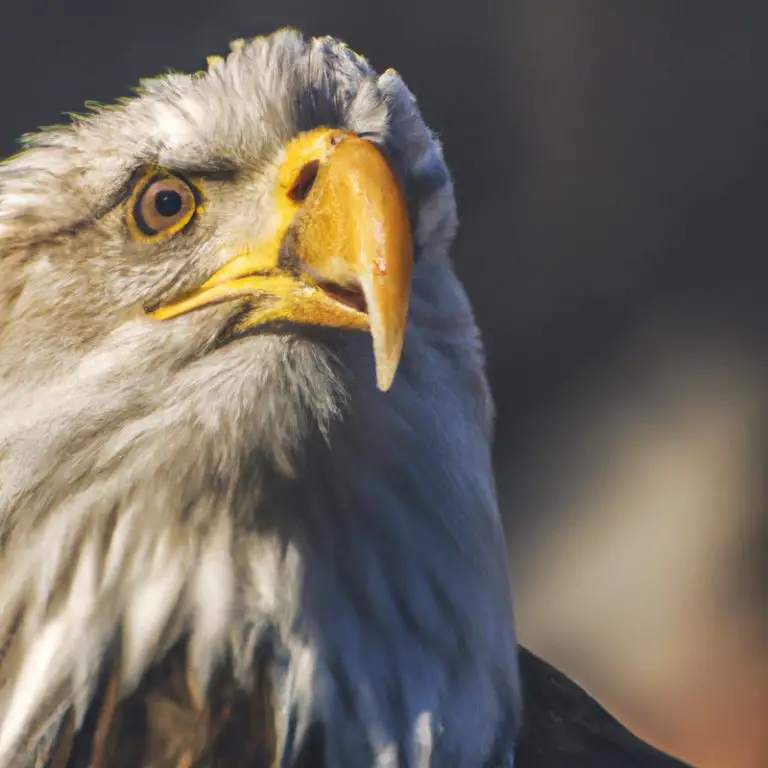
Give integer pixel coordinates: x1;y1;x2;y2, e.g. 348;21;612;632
287;159;320;203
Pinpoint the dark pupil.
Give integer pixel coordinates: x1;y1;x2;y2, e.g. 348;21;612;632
154;189;183;217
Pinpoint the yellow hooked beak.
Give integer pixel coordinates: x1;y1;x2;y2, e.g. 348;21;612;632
151;128;413;391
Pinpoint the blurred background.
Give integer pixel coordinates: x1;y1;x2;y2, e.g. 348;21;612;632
3;2;767;766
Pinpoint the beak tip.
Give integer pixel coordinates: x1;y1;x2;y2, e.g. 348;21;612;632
372;332;405;393
375;365;396;393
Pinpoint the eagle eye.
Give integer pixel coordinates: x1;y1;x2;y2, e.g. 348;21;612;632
128;169;200;242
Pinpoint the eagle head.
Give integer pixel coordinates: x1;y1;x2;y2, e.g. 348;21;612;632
0;29;519;768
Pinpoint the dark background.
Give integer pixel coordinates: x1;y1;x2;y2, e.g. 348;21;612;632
3;3;768;765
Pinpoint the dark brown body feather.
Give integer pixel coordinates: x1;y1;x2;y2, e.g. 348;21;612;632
33;645;687;768
516;648;688;768
37;644;276;768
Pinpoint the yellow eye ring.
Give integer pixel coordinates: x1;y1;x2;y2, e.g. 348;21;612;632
127;168;202;244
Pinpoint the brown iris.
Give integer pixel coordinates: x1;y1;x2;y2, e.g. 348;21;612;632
128;170;200;242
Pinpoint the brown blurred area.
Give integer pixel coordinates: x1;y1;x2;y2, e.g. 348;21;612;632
3;2;768;766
